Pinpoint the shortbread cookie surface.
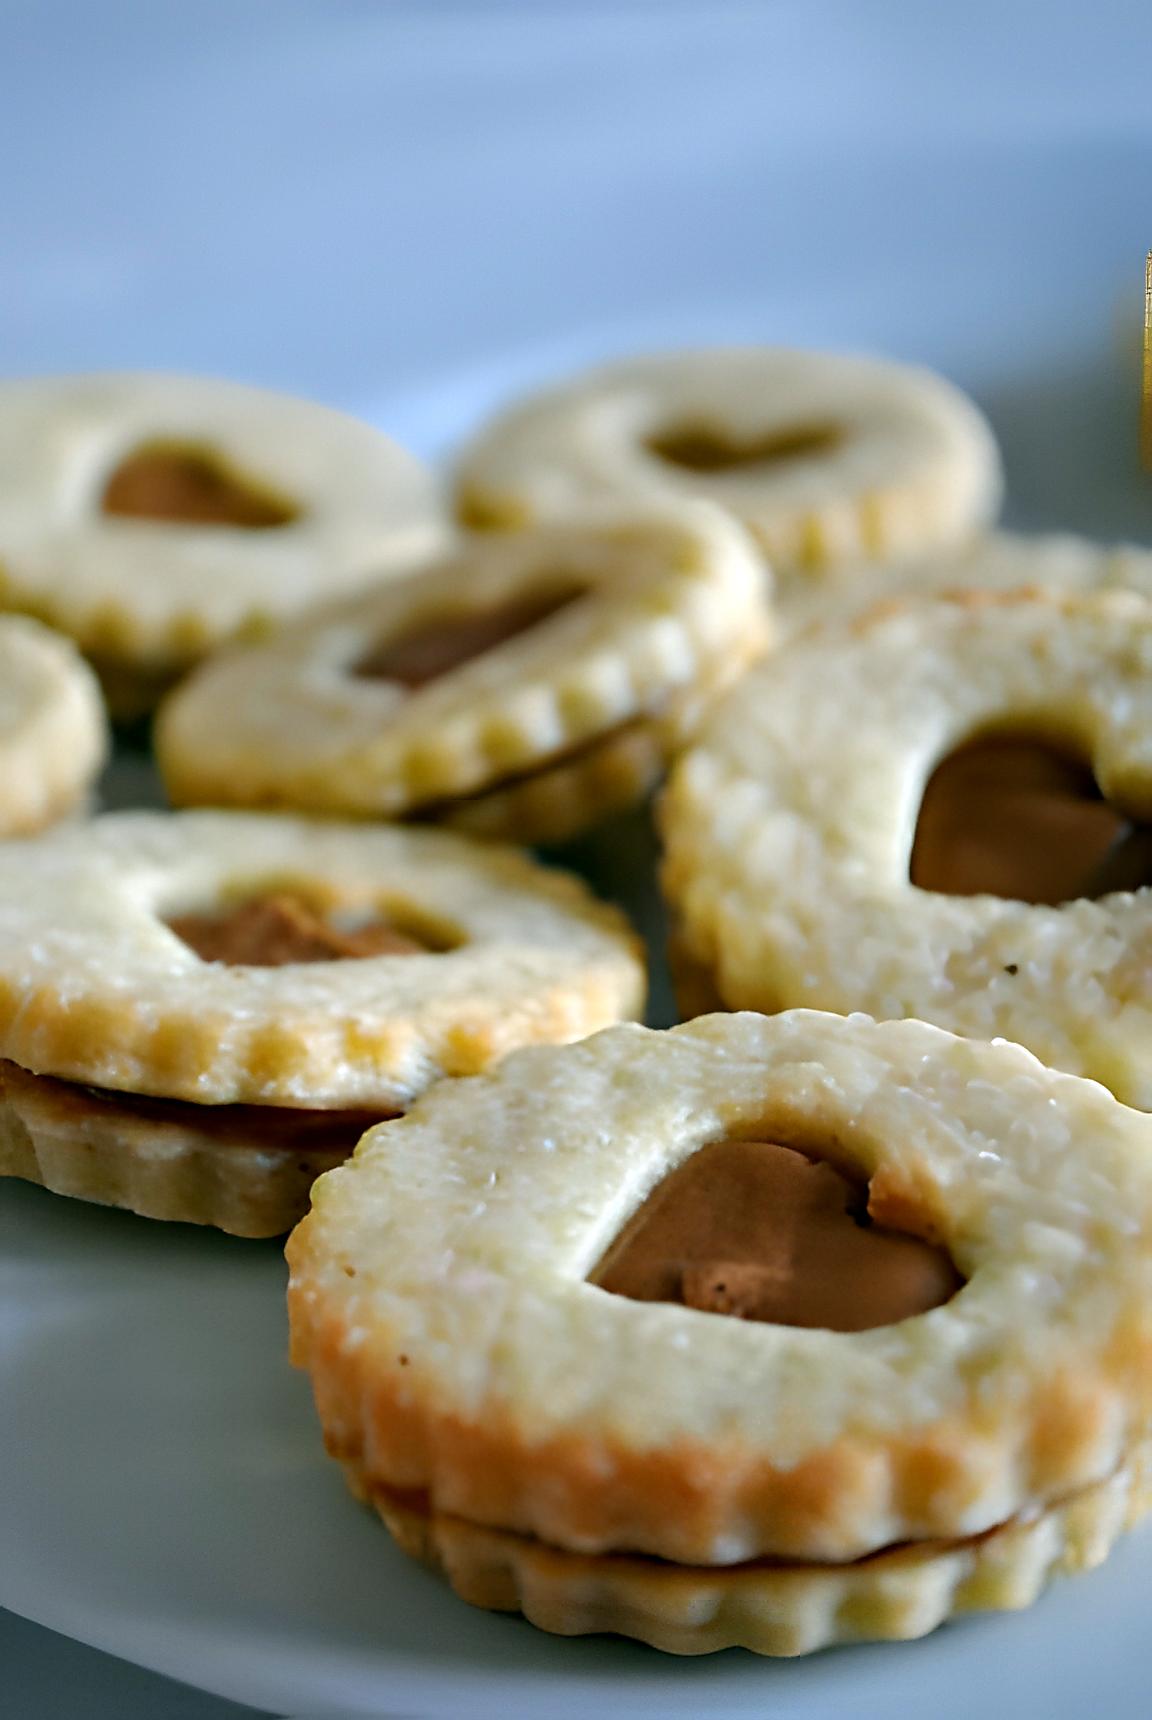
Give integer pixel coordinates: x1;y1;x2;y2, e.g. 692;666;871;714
376;1438;1151;1656
0;374;445;705
0;1057;375;1237
453;348;1002;586
156;505;769;843
663;589;1152;1106
288;1011;1152;1569
0;614;107;835
782;529;1152;636
0;810;644;1107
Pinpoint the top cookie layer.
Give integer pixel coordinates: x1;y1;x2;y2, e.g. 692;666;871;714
663;589;1152;1105
288;1010;1152;1563
156;504;769;822
0;374;445;669
453;347;1002;579
0;811;645;1106
780;529;1152;636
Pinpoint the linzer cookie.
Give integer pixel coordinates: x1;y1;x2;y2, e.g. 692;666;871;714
0;374;445;713
780;529;1152;638
662;589;1152;1105
287;1011;1152;1655
0;810;643;1234
452;348;1002;605
0;615;107;835
156;505;769;845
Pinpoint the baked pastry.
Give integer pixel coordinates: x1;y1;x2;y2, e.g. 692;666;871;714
156;505;769;846
452;348;1002;605
378;1444;1150;1657
0;614;107;835
662;588;1152;1105
288;1010;1152;1654
780;528;1152;637
0;374;445;713
0;810;644;1234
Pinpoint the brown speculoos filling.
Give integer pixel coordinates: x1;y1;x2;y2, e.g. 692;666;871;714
355;584;586;689
102;440;298;529
911;736;1152;904
0;1058;393;1157
591;1138;961;1333
646;420;843;474
0;894;429;1161
353;581;647;821
167;893;429;966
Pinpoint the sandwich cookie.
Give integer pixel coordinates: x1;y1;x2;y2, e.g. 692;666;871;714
157;505;770;846
288;1011;1152;1654
663;590;1152;1105
0;810;644;1234
0;374;445;712
781;529;1152;637
453;347;1002;608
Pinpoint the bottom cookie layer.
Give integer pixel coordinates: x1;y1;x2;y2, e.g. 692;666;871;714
433;653;754;847
363;1444;1152;1657
0;1059;388;1236
434;711;668;846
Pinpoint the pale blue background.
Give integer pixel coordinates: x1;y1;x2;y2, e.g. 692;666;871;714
4;2;1152;1714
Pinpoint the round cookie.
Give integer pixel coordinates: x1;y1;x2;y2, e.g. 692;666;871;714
288;1011;1152;1654
663;588;1152;1105
782;529;1152;637
452;348;1002;600
156;505;770;846
0;374;445;713
0;810;644;1234
0;614;107;835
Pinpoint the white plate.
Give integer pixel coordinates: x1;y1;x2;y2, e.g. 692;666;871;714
5;326;1152;1718
4;1168;1152;1720
7;4;1152;1714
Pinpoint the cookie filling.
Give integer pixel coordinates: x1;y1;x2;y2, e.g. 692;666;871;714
646;421;842;474
590;1137;961;1332
408;711;654;824
0;1056;391;1157
373;1462;1120;1572
102;440;299;528
167;892;435;965
910;736;1152;903
14;893;429;1160
356;585;586;688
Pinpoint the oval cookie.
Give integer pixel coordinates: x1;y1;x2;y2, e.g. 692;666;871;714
0;373;445;711
663;588;1152;1104
453;348;1002;593
157;505;770;845
289;1012;1152;1648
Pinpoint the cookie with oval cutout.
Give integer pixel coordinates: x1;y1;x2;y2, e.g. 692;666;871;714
452;348;1003;615
0;810;643;1234
288;1011;1152;1654
0;374;446;713
662;588;1152;1106
780;528;1152;638
156;504;770;845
